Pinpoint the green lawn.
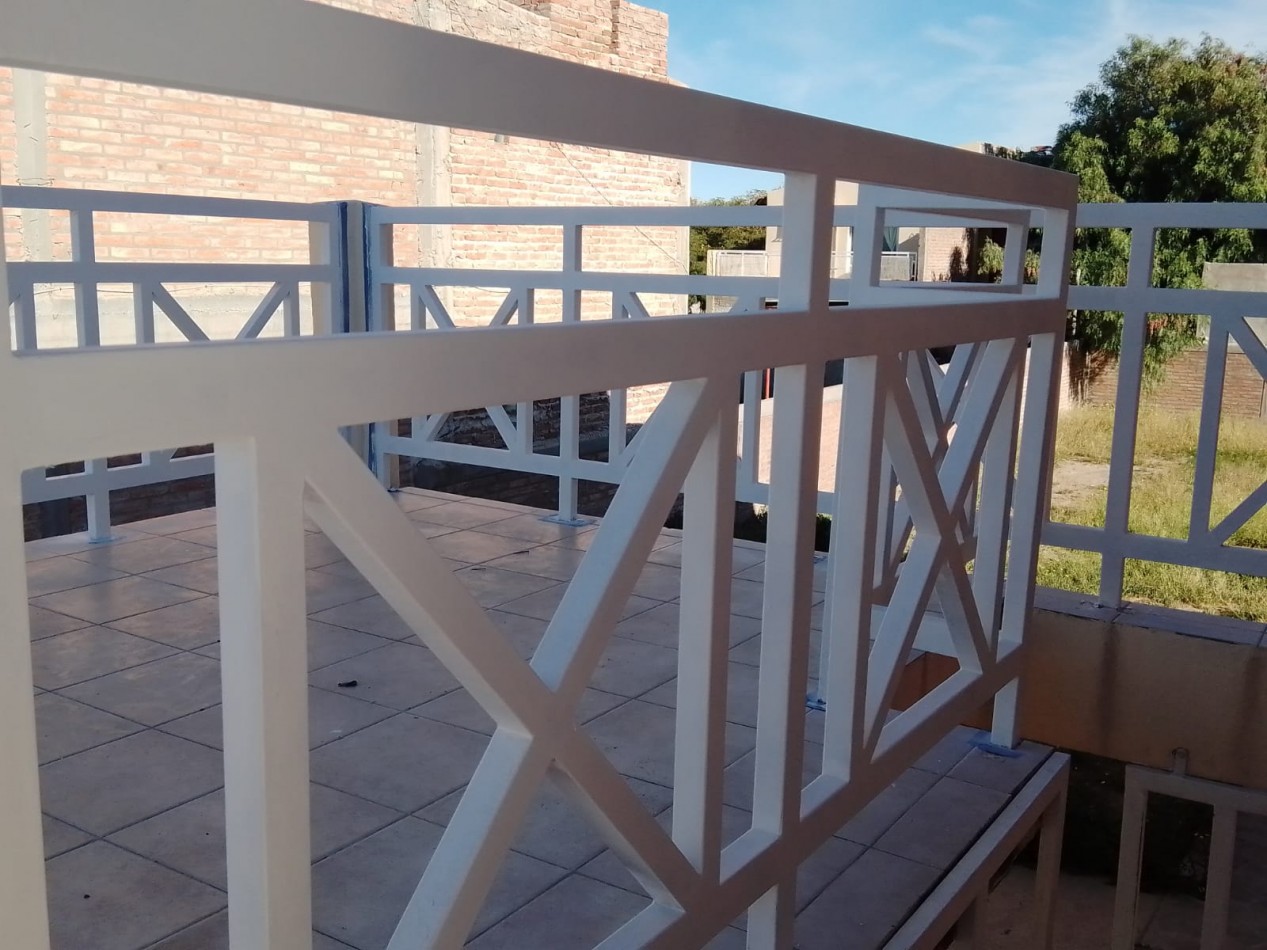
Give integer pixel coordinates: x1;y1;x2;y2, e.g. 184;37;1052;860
1038;405;1267;621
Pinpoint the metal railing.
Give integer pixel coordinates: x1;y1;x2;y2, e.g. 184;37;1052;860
0;3;1073;948
1043;203;1267;606
707;247;917;281
3;185;347;540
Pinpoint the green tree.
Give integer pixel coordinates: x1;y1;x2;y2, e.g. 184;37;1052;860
688;190;767;277
1054;36;1267;374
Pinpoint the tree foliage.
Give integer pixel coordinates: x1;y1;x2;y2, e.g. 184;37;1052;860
688;189;767;277
1054;36;1267;373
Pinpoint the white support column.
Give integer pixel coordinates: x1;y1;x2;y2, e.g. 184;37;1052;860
0;208;50;948
515;287;536;457
747;171;834;948
369;219;400;490
1201;806;1236;950
1031;787;1067;950
1110;777;1148;950
554;223;585;524
216;438;313;950
673;397;737;882
820;355;884;777
1098;224;1155;606
0;475;52;950
70;208;115;540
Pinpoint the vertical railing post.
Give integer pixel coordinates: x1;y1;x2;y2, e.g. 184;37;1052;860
1098;225;1155;607
71;208;114;541
368;210;401;490
327;201;373;467
550;222;586;525
993;206;1074;747
672;396;737;882
747;171;834;948
217;438;312;950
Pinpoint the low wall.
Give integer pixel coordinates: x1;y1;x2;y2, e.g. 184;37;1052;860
1070;345;1266;419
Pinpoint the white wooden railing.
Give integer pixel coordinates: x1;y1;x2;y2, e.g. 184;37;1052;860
3;185;347;539
1044;203;1267;605
0;2;1074;948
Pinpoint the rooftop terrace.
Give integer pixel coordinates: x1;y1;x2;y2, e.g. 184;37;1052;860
30;491;1058;950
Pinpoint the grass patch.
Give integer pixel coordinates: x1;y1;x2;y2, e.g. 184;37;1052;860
1039;405;1267;620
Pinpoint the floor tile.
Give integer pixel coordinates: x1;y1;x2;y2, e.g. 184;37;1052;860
149;911;355;949
410;501;521;530
40;730;223;835
30;626;178;690
311;641;460;710
722;740;820;812
312;817;564;947
426;529;541;565
158;686;396;752
305;570;379;613
311;594;416;641
585;699;755;788
35;692;143;764
308;687;400;747
455;565;560;607
167;525;219;548
305;532;349;569
420;774;673;870
61;652;221;727
141;558;221;595
43;814;94;859
308;620;393;671
488;609;551;658
640;660;762;727
131;508;219;536
631;561;684;602
497;585;660;624
110;783;400;890
29;605;90;640
947;740;1050;794
470;512;598;546
390;489;452;513
25;555;127;598
468;873;647;949
46;841;226;950
874;776;1009;870
794;847;941;950
731;836;868;930
310;713;488;812
614;602;763;650
70;535;216;574
834;768;940;846
25;528;145;563
590;636;680;698
105;596;221;650
484;544;588;581
911;724;977;775
414;686;626;736
31;576;204;624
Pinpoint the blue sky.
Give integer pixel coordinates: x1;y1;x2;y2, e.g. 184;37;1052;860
634;0;1267;199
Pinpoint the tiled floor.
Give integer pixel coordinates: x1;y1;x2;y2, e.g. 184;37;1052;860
25;490;1053;949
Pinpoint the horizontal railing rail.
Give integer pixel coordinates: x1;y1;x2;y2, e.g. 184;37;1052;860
1046;203;1267;606
366;196;1050;522
2;185;346;539
0;3;1074;947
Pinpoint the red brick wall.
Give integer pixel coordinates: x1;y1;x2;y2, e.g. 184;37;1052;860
1071;347;1266;419
0;0;686;285
919;227;970;282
